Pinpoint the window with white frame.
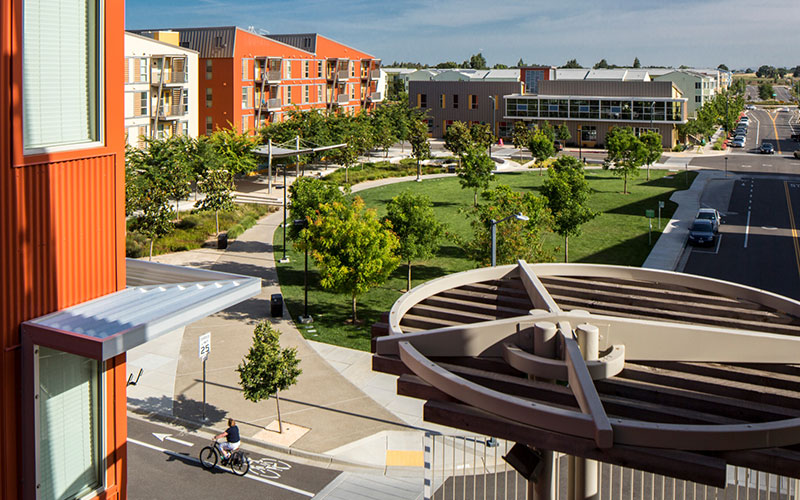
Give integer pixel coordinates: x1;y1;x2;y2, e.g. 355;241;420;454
205;116;213;135
206;88;213;108
285;60;292;79
182;88;188;114
139;57;148;82
304;61;309;78
242;86;250;109
304;85;309;103
317;85;323;103
242;59;248;80
317;61;322;78
206;59;212;80
37;346;102;500
286;85;292;103
23;0;100;150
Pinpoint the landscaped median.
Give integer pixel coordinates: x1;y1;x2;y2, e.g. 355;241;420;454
321;157;456;187
275;168;698;352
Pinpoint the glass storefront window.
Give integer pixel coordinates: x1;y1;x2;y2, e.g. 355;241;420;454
37;346;102;500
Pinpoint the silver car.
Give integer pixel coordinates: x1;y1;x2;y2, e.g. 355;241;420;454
695;208;721;233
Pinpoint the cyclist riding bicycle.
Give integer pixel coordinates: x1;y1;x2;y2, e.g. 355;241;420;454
214;418;241;463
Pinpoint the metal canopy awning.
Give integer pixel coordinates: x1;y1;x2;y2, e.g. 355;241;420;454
22;259;261;361
251;143;347;158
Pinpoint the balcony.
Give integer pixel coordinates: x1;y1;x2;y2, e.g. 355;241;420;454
337;94;350;105
256;70;282;83
151;70;188;86
327;69;350;81
158;105;185;119
368;92;383;102
260;98;282;111
362;69;380;80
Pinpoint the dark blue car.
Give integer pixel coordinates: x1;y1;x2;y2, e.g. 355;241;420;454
688;219;716;246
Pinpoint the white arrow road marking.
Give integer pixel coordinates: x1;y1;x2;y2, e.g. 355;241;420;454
128;438;314;498
152;432;194;447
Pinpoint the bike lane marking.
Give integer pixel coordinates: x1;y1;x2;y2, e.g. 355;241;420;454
128;437;315;498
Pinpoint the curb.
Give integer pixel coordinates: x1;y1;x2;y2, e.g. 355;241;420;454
127;406;384;472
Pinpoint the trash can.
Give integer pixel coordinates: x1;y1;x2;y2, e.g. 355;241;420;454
217;232;228;250
271;293;283;318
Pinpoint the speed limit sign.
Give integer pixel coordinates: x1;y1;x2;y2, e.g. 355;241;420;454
198;332;211;361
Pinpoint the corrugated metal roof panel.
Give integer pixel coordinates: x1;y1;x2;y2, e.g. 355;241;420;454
267;33;317;54
131;27;237;58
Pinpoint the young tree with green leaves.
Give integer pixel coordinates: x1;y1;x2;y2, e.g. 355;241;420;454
195;168;236;235
288;176;345;239
603;127;646;194
370;106;399;158
562;59;582;69
633;57;641;68
444;121;472;166
540;156;597;262
208;127;258;175
237;321;302;434
527;129;556;174
458;145;496;206
638;130;663;181
469;53;488;69
464;185;553;266
385;192;445;290
327;114;362;184
511;121;532;152
408;118;431;181
539;121;556;142
470;123;495;152
556;123;572;145
759;82;774;100
306;198;400;323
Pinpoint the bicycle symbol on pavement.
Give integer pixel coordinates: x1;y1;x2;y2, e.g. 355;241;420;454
248;457;292;479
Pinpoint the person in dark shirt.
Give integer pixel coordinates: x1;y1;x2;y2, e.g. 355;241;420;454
215;418;241;461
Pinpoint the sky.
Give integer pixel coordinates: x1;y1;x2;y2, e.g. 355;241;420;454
125;0;800;70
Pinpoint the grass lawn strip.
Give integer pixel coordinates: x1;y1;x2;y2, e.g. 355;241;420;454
275;168;697;352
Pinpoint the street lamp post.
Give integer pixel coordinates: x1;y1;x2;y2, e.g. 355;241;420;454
490;213;530;267
293;218;312;323
577;125;583;163
489;96;496;158
725;156;728;178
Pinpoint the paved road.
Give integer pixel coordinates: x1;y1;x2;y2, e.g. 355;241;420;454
127;417;340;500
683;176;800;300
746;84;795;102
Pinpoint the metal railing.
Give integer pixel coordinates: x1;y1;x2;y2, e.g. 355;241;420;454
257;70;281;82
424;433;800;500
336;94;350;104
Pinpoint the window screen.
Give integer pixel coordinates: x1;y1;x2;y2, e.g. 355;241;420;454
23;0;99;150
38;347;101;500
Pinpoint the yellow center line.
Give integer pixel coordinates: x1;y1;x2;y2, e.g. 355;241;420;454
783;181;800;280
769;111;782;154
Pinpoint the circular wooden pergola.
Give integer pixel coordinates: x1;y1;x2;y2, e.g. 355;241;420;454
372;261;800;488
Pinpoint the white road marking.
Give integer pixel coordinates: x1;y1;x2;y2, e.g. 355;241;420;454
152;433;194;447
128;437;315;498
752;114;760;144
744;210;751;248
763;164;773;167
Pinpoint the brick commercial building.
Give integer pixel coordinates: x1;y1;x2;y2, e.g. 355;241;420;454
134;27;382;135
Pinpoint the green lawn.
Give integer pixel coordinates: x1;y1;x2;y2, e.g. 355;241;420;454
275;168;697;351
322;158;455;187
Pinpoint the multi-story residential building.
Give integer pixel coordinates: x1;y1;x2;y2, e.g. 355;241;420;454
650;69;719;118
409;80;524;138
133;27;381;135
2;6;260;500
124;31;199;147
504;80;688;148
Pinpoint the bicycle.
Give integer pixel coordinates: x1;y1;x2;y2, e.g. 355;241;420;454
199;439;250;476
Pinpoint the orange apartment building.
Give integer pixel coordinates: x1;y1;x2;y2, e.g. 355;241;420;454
134;27;382;135
2;2;260;499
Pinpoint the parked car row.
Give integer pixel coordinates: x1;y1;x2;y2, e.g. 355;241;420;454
729;116;749;148
688;208;721;247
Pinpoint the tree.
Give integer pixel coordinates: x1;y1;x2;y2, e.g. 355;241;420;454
327;114;363;184
385;192;445;290
458;145;496;206
409;117;431;181
639;130;663;181
633;57;641;68
511;121;532;153
759;82;774;100
469;53;488;70
527;129;556;174
603;127;646;194
516;58;525;68
436;61;460;69
443;121;472;165
464;185;553;266
756;65;777;79
306;198;400;323
556;122;572;144
208;127;258;175
237;321;301;434
125;142;176;260
540;156;597;262
793;66;800;78
370;106;399;158
470;122;495;152
195;168;236;235
539;121;556;142
718;63;729;71
288;176;345;239
493;63;509;69
562;59;582;69
593;59;609;69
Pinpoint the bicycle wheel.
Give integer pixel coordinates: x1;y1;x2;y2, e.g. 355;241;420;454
230;452;249;476
199;446;218;470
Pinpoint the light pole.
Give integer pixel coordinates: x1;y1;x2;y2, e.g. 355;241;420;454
293;218;312;323
491;213;529;267
489;96;496;158
577;125;583;163
725;155;728;178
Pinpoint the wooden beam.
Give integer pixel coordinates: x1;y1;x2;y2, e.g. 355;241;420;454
517;259;561;312
563;335;613;448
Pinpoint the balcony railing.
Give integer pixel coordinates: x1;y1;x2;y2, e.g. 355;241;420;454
337;94;350;105
369;92;383;102
261;98;282;111
158;105;185;119
152;70;187;85
257;70;282;83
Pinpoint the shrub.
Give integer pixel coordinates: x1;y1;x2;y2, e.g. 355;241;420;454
227;224;245;239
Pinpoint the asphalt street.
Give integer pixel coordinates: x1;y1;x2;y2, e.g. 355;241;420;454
745;84;795;103
683;175;800;300
127;417;340;500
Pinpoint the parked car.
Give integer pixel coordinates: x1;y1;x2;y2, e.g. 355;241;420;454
688;219;717;247
734;134;746;142
553;140;564;152
731;139;745;148
696;208;721;233
760;143;775;154
794;150;800;159
746;104;756;110
791;133;800;142
739;117;749;124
